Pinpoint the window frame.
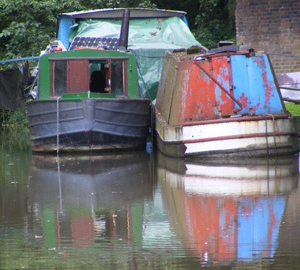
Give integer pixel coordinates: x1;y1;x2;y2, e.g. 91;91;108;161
50;57;128;97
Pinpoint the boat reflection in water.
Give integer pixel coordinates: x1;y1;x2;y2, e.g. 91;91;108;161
157;153;299;266
30;152;153;251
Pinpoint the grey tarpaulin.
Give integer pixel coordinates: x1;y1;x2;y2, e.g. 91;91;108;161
0;69;25;110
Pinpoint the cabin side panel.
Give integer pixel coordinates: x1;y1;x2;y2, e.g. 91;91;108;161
126;55;139;98
184;57;234;122
211;56;235;117
231;54;285;115
184;61;215;121
155;55;178;123
168;60;192;126
38;56;52;100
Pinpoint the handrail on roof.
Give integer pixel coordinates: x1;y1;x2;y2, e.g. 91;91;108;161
0;56;40;64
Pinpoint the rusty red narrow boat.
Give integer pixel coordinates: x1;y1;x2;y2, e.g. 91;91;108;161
155;46;299;158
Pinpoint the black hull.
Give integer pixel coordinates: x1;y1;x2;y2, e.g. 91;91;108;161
27;98;150;152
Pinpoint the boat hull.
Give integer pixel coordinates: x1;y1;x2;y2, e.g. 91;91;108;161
155;113;299;158
27;98;150;152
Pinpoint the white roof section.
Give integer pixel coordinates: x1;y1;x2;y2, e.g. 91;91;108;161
58;8;187;20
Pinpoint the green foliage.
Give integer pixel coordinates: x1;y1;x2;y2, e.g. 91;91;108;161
1;0;68;58
0;0;236;59
193;0;236;48
0;109;31;150
0;0;158;60
0;109;29;130
138;0;157;9
0;0;114;60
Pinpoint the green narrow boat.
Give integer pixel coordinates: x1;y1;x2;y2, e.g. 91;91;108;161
27;9;151;152
27;48;150;152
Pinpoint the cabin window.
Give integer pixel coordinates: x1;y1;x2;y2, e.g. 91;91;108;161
50;58;127;97
53;61;66;96
111;60;125;95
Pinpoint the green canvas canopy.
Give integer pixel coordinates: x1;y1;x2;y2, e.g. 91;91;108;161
57;9;205;100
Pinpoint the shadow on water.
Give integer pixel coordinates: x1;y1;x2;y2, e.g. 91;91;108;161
1;129;300;269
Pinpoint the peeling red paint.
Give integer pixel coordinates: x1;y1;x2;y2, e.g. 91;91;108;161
239;93;249;109
156;50;286;126
262;67;273;105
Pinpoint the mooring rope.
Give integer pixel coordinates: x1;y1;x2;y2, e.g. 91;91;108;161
56;97;63;213
57;97;60;154
265;116;269;156
269;114;277;155
265;114;277;156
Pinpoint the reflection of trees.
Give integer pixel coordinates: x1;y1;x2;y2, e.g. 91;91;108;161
0;134;32;219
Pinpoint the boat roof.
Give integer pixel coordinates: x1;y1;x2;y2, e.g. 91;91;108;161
55;8;201;101
58;8;187;20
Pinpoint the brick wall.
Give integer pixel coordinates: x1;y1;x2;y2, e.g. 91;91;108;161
235;0;300;74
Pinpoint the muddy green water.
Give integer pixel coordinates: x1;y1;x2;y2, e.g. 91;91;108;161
1;134;300;269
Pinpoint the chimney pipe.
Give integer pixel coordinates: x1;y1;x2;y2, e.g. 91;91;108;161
119;9;130;51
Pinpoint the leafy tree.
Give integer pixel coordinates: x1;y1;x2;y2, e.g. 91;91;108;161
0;0;79;60
0;0;235;60
152;0;235;48
0;0;124;60
193;0;236;47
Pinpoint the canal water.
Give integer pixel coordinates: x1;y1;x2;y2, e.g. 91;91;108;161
1;133;300;269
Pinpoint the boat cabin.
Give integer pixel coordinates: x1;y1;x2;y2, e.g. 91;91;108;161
38;49;139;100
51;58;126;96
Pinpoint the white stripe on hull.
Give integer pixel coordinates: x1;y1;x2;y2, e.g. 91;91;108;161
155;113;298;157
182;118;292;141
184;135;289;154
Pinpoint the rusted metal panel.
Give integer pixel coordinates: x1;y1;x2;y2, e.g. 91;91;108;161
184;56;235;122
231;54;284;115
155;49;299;158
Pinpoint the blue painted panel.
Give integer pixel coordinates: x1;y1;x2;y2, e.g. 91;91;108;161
231;54;284;115
237;197;286;261
57;15;74;50
230;55;250;115
215;67;230;107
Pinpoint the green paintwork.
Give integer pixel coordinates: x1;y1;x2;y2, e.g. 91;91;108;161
61;92;116;99
38;49;139;100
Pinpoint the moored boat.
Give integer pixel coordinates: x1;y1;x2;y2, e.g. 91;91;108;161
27;8;203;153
27;48;150;152
155;46;299;158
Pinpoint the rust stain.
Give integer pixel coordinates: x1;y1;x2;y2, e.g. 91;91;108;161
239;93;249;109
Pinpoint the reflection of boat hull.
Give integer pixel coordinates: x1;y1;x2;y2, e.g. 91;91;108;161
31;152;152;207
28;98;150;152
157;153;299;264
157;152;299;196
